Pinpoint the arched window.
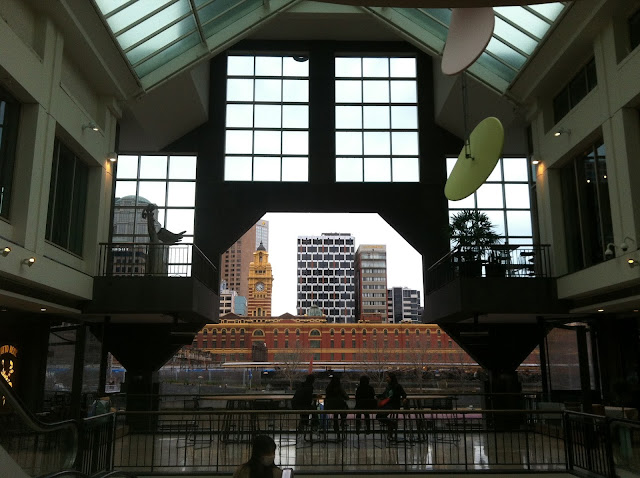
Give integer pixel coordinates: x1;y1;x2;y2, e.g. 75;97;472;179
405;330;410;336
351;329;356;336
341;329;345;336
222;330;227;335
310;329;321;336
384;329;388;336
253;330;264;336
330;329;335;336
437;329;441;336
231;329;236;335
394;329;399;336
426;330;431;336
416;329;420;336
296;329;301;336
373;329;377;336
362;329;367;336
273;329;278;336
213;329;217;335
285;329;290;336
203;329;208;336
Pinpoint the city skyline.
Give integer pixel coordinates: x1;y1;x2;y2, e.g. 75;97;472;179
260;212;424;316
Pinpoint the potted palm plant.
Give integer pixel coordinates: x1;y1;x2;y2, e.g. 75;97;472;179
449;209;501;277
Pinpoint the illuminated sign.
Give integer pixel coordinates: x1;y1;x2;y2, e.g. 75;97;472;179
1;344;18;406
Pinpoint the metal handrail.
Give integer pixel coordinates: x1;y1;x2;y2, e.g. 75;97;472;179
0;375;78;470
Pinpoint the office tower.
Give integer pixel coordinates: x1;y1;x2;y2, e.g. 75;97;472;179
387;287;422;323
219;280;239;316
296;233;356;323
355;245;388;321
221;219;269;298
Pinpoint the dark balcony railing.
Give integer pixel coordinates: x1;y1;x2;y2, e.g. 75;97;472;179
427;244;552;292
97;243;216;291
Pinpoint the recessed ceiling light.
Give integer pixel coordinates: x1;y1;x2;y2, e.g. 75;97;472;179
597;308;604;312
634;309;639;313
40;308;47;312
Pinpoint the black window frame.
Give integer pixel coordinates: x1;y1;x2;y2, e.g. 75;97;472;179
0;86;20;220
45;139;89;256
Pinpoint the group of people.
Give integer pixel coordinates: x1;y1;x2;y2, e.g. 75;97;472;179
235;373;408;478
291;372;407;435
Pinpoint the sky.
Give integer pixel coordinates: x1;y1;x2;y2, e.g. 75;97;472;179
260;212;424;316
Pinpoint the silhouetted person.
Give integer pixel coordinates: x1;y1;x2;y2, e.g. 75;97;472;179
355;375;376;434
325;374;349;433
292;374;317;430
377;372;407;439
233;435;282;478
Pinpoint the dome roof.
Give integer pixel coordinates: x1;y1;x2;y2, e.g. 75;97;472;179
257;241;266;251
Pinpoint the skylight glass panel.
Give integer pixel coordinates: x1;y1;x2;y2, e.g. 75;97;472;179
127;16;197;65
494;7;551;39
527;4;565;22
493;17;538;55
134;32;201;77
106;0;177;34
485;37;527;69
94;0;131;17
116;1;193;50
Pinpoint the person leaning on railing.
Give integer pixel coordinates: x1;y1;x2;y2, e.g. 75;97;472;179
376;372;407;439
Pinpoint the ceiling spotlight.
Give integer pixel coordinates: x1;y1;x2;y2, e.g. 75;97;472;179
107;152;118;162
2;246;10;256
597;309;604;312
554;127;571;137
628;258;639;268
23;257;36;266
532;159;540;165
40;308;47;312
83;122;100;132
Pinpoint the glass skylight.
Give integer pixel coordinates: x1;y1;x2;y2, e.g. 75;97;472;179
367;3;568;92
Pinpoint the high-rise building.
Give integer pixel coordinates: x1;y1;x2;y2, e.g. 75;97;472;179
247;243;274;317
219;280;239;316
355;245;388;321
387;287;422;323
221;220;269;298
296;233;356;323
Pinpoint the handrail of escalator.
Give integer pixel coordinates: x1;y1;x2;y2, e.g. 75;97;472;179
39;471;138;478
0;373;78;470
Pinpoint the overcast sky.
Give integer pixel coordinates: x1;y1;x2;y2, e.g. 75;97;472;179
261;212;424;316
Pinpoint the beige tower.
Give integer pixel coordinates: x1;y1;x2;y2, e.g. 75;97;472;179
246;242;274;317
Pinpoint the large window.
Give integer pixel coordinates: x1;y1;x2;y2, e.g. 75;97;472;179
447;157;533;244
0;86;20;220
335;56;419;182
113;154;196;243
561;141;613;272
552;58;597;124
630;8;640;51
46;140;89;255
224;55;309;182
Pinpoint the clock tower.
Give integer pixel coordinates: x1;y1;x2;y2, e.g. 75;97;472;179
247;242;274;317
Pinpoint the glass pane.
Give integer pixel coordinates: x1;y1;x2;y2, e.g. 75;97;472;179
254;105;281;128
126;16;196;65
390;58;416;77
283;56;309;76
140;155;167;179
507;210;532;236
335;57;361;77
227;104;253;127
503;157;528;181
138;181;167;206
227;79;254;101
114;181;137;201
481;210;506;236
336;157;363;182
494;7;551;39
392;157;419;182
448;194;475;209
95;0;130;16
363;132;390;155
476;183;504;208
165;208;194;236
508;237;533;245
446;157;457;177
363;81;389;103
494;17;537;55
390;81;417;103
107;0;177;33
336;132;363;155
282;105;308;129
336;106;362;129
391;132;418;155
254;156;281;181
227;55;254;76
224;156;252;181
485;37;527;69
116;155;139;179
391;106;418;129
282;131;308;155
363;106;390;129
282;79;308;102
336;80;362;103
528;3;565;22
487;158;503;181
167;182;196;207
282;157;308;182
505;183;530;209
255;56;282;76
169;156;196;179
363;58;389;77
364;157;391;182
254;131;281;154
116;0;191;50
226;130;253;154
255;79;281;102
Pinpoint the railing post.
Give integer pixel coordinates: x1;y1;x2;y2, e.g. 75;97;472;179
603;417;616;478
564;412;574;473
